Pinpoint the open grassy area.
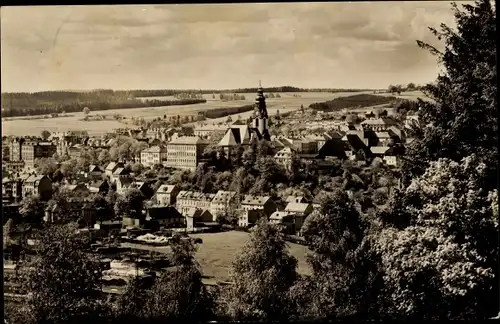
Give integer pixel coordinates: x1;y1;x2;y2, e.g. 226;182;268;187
190;231;312;280
1;91;365;137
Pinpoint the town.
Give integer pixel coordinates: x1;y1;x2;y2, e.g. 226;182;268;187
2;1;498;323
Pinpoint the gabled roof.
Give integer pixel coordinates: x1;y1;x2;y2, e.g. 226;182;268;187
105;162;117;171
370;146;390;155
156;184;177;194
184;207;202;218
89;164;102;173
177;190;215;201
317;139;348;159
270;211;293;221
219;129;240;147
117;177;132;187
25;175;45;183
285;196;305;204
242;195;271;206
285;202;311;213
212;190;237;203
169;135;208;145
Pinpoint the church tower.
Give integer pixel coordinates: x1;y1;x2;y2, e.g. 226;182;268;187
252;81;270;141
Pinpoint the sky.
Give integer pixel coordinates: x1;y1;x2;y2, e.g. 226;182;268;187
1;2;463;92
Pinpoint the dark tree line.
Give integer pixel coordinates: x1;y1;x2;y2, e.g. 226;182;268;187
1;90;206;117
204;104;254;119
309;94;396;112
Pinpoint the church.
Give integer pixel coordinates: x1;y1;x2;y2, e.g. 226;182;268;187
218;82;271;152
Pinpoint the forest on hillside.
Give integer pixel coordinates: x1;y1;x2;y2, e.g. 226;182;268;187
309;94;397;112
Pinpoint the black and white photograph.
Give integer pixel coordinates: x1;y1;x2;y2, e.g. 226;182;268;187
1;1;498;322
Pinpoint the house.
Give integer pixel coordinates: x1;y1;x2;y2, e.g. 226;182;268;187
193;124;228;137
64;183;90;196
145;206;184;229
129;181;154;199
140;145;168;168
105;162;123;178
210;190;238;221
370;146;390;159
285;196;307;204
166;135;209;172
241;195;277;217
176;191;216;215
116;177;132;195
88;165;104;179
284;202;314;233
269;211;298;234
284;202;313;217
273;147;295;170
2;178;23;203
360;117;399;131
88;180;110;194
317;138;349;160
383;146;405;167
155;184;180;206
110;167;130;184
237;209;262;228
22;175;52;200
184;208;213;231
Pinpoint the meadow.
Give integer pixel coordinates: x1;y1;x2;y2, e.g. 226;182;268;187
189;231;312;280
2;91;360;136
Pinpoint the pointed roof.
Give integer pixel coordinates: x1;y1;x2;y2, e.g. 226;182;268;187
219;129;239;147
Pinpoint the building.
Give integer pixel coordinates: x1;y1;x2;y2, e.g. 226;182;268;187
116;177;133;195
241;195;277;217
284;202;313;233
145;206;184;229
87;165;104;180
155;184;180;206
110;167;130;185
193;124;228;137
104;162;123;178
218;82;270;152
87;180;110;194
176;191;215;215
237;209;262;228
129;181;155;199
360;118;399;131
184;208;213;231
3;161;25;173
269;211;298;234
285;196;307;204
273;147;294;170
2;178;23;203
166;135;209;172
22;175;52;200
63;183;90;196
9;139;57;169
140;145;168;168
210;190;238;221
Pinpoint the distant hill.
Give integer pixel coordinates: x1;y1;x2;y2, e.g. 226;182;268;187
309;94;397;112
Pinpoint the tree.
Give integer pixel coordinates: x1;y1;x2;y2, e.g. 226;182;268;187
114;188;145;219
142;235;214;321
19;195;45;224
407;82;416;91
403;0;497;189
17;223;108;323
83;107;90;115
3;218;14;248
35;157;58;176
225;218;298;321
98;149;111;165
41;130;51;140
376;155;499;319
299;189;382;319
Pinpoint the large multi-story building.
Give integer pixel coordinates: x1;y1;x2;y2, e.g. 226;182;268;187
166;135;209;171
176;190;215;215
210;190;238;221
10;138;57;169
140;145;168;168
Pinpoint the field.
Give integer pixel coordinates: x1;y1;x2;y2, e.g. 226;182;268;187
1;91;368;137
189;231;312;280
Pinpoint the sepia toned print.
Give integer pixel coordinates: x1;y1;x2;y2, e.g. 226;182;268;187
2;1;498;322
